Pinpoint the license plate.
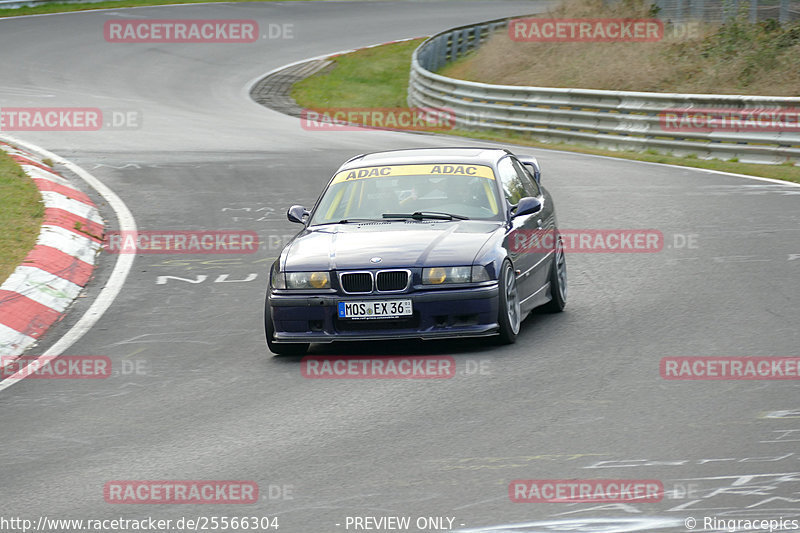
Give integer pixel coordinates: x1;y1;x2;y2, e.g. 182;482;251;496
338;299;413;319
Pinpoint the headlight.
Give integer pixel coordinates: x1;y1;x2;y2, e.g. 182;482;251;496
471;265;491;282
422;266;472;284
270;263;286;289
285;271;331;289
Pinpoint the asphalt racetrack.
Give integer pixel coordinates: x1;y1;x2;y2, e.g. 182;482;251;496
0;2;798;532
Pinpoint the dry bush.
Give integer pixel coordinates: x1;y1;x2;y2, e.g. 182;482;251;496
440;0;800;95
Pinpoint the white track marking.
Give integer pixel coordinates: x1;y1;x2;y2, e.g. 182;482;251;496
458;135;800;188
0;134;137;393
563;151;800;188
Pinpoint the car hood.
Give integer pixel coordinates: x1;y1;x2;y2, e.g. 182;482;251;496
283;220;502;271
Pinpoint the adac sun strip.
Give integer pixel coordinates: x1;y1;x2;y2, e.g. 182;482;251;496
332;164;496;184
325;187;346;219
482;179;498;214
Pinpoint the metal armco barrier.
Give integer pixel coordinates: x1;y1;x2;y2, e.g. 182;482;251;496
408;17;800;164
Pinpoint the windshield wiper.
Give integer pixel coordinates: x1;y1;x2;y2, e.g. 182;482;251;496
312;218;398;226
382;211;469;221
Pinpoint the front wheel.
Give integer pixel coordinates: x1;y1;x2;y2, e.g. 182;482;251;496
265;297;309;356
496;260;521;344
541;235;567;313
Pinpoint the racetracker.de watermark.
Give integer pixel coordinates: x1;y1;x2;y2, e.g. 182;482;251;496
300;108;455;131
0;356;111;379
510;229;663;253
104;481;259;504
103;231;259;254
0;107;141;131
661;357;800;380
509;18;663;42
104;20;259;43
659;108;800;133
509;479;664;502
301;356;456;379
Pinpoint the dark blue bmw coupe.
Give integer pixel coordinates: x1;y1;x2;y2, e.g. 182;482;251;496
265;147;566;355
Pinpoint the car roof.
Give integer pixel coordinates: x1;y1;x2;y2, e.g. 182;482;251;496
337;147;511;171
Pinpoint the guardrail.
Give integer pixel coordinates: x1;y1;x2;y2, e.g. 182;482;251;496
408;17;800;164
653;0;800;24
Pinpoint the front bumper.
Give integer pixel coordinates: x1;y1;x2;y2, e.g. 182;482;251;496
268;283;500;343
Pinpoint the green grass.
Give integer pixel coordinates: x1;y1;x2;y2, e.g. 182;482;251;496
290;39;800;184
0;0;327;18
0;150;44;284
292;39;425;109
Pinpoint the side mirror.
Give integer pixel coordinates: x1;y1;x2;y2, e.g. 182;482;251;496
517;155;541;184
513;197;542;218
287;205;310;224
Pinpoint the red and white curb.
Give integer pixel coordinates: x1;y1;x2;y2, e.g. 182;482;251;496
0;141;104;361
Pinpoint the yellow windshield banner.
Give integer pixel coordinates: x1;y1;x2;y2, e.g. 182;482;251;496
332;164;496;184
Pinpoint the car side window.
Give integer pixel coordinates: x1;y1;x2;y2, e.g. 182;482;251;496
511;158;541;197
497;157;527;205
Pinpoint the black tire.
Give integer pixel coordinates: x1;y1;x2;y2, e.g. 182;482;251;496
496;260;521;344
541;234;567;313
264;297;309;356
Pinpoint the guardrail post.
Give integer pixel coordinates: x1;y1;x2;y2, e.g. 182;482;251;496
472;25;481;49
689;0;703;20
432;36;444;71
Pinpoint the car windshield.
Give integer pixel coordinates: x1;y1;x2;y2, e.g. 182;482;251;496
309;163;503;225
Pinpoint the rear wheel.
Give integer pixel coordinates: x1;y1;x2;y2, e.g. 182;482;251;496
541;235;567;313
264;297;309;356
497;260;521;344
